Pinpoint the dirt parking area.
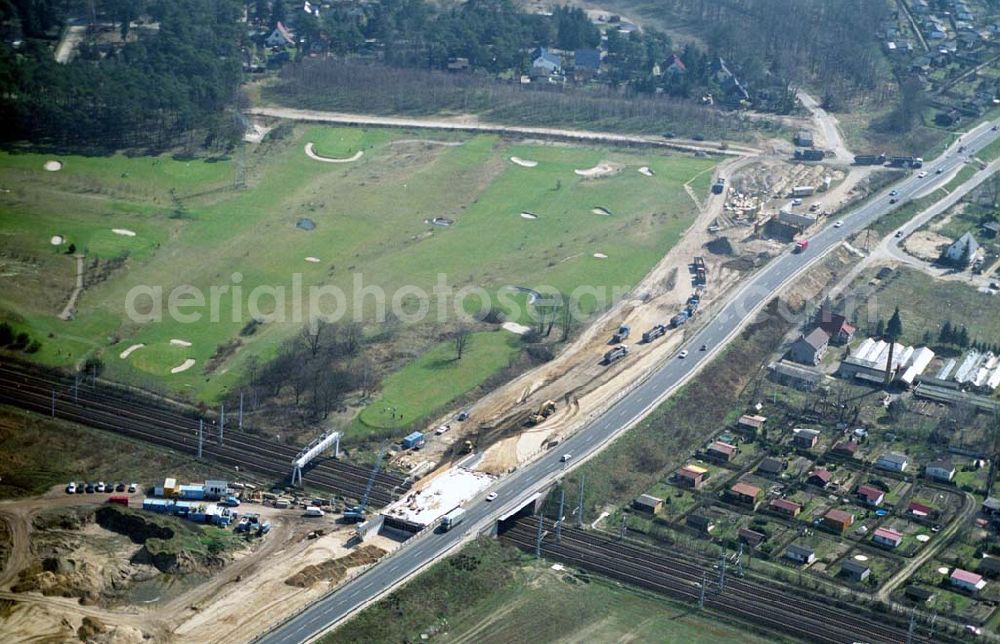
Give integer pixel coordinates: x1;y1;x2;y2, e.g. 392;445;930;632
903;230;951;262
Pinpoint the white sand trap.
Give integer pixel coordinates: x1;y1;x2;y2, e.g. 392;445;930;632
592;207;612;216
510;156;538;168
170;339;193;347
112;228;136;237
44;160;63;171
593;252;608;259
502;322;532;335
937;567;949;575
304;142;364;163
916;534;930;542
119;343;144;359
50;235;64;245
170;358;196;374
305;256;321;263
638;166;654;176
575;162;620;178
520;212;538;220
853;554;868;561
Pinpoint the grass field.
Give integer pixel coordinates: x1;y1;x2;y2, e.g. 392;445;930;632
0;126;714;407
326;537;780;644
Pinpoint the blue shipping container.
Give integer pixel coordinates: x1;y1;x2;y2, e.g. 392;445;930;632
402;431;425;449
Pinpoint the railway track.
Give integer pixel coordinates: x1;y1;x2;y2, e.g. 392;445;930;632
503;517;949;644
0;360;409;505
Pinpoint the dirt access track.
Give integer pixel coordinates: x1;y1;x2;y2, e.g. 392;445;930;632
0;488;399;642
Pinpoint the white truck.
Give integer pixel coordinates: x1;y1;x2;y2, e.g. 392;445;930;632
441;507;466;531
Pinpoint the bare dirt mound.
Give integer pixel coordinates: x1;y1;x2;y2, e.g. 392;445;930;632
704;237;735;256
285;545;385;588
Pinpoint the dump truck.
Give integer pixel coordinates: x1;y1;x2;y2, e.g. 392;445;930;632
526;400;557;426
641;324;667;343
794;239;809;253
611;324;631;343
603;344;630;365
853;153;886;166
670;310;690;328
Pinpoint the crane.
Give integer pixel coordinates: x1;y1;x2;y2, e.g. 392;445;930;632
343;443;388;523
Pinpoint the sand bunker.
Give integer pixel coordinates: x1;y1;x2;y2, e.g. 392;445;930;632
112;228;136;237
575;162;620;178
593;253;608;259
638;166;654;177
425;217;454;227
502;322;532;335
119;344;144;359
853;554;868;561
44;160;63;172
305;256;321;263
170;339;193;347
916;534;930;543
170;359;196;374
591;207;612;216
510;156;538;168
304;143;364;163
520;212;538;220
50;235;64;245
937;567;949;575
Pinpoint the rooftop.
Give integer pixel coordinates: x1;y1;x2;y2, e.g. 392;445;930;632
384;467;495;527
731;482;761;498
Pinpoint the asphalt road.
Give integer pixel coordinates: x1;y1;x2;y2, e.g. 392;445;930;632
262;119;1000;644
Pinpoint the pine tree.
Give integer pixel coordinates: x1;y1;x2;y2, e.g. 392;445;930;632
958;326;970;348
939;320;953;345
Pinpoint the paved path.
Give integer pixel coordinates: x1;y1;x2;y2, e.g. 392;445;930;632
58;254;85;321
248;107;760;156
797;90;853;164
261;118;1000;644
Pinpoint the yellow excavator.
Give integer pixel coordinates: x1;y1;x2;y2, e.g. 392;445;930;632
525;400;557;426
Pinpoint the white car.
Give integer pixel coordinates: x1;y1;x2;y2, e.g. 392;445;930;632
917;171;927;178
66;482;77;494
560;453;573;462
833;220;843;228
485;492;498;502
128;483;137;493
434;424;450;435
96;481;106;493
678;350;689;359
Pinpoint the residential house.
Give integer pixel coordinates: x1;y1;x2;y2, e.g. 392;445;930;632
981;221;1000;238
909;501;933;519
738;527;766;548
789;328;830;366
531;47;562;78
737;414;767;436
823;508;855;534
905;585;936;603
265;22;295;48
951;568;987;593
785;543;816;565
769;498;802;518
943;232;980;266
707;441;737;463
857;484;885;507
792;428;821;449
727;482;762;510
873;527;904;549
840;559;871;583
807;468;832;488
677;464;708;489
633;494;663;514
983;497;1000;516
573;48;601;81
664;53;686;76
876;452;909;473
978;556;1000;578
758;457;786;476
686;513;715;533
925;459;956;482
818;310;857;344
833;441;859;458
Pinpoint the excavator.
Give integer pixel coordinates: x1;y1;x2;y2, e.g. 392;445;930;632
525;400;557;426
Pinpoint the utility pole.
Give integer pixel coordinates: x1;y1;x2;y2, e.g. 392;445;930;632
238;391;244;430
556;486;565;544
535;515;544;559
576;476;585;528
219;404;225;445
198;418;204;459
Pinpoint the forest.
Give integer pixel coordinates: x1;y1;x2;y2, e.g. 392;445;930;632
0;0;244;151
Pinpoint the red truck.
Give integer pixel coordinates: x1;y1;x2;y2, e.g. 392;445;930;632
794;239;809;253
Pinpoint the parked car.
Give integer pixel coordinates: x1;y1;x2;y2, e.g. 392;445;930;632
95;482;106;493
85;483;95;494
115;482;126;492
128;483;137;493
65;482;77;494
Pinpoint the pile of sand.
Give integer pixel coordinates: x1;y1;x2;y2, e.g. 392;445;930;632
170;359;196;374
304;143;364;163
285;545;385;588
44;160;63;172
520;212;538;220
510;156;538;168
575;162;620;178
170;339;193;347
119;344;144;359
111;228;136;237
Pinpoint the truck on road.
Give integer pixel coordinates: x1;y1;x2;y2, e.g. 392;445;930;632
441;507;466;532
794;239;809;253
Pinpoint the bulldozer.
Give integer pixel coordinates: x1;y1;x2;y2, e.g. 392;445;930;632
525;400;557;426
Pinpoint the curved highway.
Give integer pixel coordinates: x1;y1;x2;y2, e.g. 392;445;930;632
262;119;1000;644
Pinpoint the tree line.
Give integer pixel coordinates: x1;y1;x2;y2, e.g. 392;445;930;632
0;0;244;151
